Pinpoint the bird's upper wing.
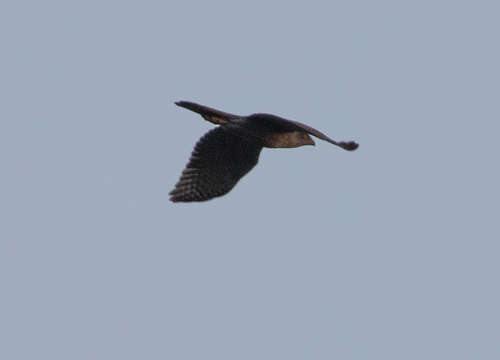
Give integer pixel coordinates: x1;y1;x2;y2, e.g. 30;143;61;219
175;101;241;125
255;114;359;151
170;126;263;202
288;119;359;150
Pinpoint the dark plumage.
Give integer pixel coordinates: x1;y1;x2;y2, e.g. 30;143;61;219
170;101;358;202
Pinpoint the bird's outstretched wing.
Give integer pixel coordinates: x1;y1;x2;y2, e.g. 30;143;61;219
248;113;359;151
175;101;241;125
287;119;359;151
170;126;262;202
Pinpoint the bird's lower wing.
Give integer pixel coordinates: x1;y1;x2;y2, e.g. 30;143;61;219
170;126;262;202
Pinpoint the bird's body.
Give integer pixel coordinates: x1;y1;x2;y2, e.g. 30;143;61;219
170;101;358;202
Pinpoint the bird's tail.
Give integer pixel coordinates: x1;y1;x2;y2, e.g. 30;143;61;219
175;101;240;125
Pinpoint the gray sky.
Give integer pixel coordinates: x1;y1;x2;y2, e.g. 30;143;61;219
1;1;499;359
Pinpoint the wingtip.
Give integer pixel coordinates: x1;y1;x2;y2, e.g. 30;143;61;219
339;141;359;151
174;100;204;113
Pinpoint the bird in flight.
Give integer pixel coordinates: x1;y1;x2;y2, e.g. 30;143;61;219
170;101;359;202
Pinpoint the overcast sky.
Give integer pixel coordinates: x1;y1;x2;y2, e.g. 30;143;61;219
1;1;499;359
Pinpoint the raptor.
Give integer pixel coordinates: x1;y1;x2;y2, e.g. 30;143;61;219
170;101;358;202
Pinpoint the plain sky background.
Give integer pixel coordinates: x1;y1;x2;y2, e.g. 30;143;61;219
1;0;499;359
